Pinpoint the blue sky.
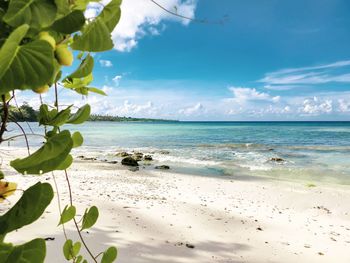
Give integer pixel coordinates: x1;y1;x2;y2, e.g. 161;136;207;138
22;0;350;120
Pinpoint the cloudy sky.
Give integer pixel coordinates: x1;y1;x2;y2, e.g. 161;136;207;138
21;0;350;120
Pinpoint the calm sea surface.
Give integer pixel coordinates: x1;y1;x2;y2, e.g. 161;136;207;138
6;121;350;184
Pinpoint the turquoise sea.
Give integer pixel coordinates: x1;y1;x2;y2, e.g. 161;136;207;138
7;121;350;185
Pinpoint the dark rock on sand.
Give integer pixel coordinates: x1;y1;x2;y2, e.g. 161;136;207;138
270;157;285;162
132;152;144;161
107;161;118;164
144;155;153;161
186;243;195;249
116;152;131;157
159;150;170;155
121;157;139;166
155;165;170;170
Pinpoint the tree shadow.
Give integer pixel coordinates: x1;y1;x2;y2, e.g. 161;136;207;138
45;226;252;263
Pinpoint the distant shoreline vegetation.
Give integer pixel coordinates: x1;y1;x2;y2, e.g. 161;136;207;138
0;103;178;123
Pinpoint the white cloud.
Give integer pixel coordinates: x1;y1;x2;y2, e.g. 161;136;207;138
178;102;204;115
99;60;113;67
299;97;333;115
113;75;122;85
338;99;350;112
260;60;350;88
226;87;280;104
86;0;197;52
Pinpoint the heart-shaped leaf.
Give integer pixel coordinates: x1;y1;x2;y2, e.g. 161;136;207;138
67;104;91;124
58;205;76;225
10;130;73;174
0;183;53;235
81;206;99;230
0;25;55;93
101;246;118;263
3;0;57;29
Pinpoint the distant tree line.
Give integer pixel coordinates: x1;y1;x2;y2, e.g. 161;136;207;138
0;103;177;122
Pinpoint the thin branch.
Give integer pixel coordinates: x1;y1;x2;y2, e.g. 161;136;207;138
3;133;44;142
10;121;30;155
64;169;98;263
149;0;229;25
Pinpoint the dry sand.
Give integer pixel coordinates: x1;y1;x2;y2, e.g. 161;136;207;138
1;147;350;263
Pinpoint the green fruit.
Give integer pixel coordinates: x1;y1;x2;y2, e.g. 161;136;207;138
39;32;56;49
55;45;73;66
33;85;50;94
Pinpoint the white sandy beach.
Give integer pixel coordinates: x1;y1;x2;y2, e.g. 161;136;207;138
1;147;350;263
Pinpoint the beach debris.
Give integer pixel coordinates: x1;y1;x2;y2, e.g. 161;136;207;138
121;157;139;166
256;227;263;231
318;252;324;256
159;150;170;155
186;243;195;249
144;155;153;161
132;152;144;161
269;157;285;162
155;165;170;170
81;157;97;161
107;161;118;164
314;206;331;214
44;237;55;241
307;183;316;188
116;152;131;157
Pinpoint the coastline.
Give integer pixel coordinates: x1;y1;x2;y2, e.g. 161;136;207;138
1;147;350;263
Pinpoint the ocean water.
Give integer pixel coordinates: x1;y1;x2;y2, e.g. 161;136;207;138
5;121;350;185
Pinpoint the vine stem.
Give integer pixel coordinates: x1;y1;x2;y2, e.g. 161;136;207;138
64;170;98;263
52;172;68;241
54;80;97;263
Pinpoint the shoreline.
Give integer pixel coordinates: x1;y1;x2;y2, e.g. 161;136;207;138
1;147;350;262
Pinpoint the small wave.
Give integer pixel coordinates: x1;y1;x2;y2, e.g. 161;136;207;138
197;143;270;150
154;154;221;166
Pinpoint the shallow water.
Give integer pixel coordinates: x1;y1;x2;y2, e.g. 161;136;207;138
5;121;350;185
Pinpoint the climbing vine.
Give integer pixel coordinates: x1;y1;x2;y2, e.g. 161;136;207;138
0;0;122;262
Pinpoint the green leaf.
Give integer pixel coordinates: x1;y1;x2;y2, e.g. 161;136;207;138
72;241;81;257
67;104;91;124
51;10;86;34
10;130;73;174
87;87;107;96
63;240;81;260
0;183;53;235
64;73;93;89
0;24;29;80
101;246;118;263
67;54;94;79
39;105;72;127
3;0;57;29
81;206;99;230
0;25;55;93
55;154;73;170
71;18;113;52
55;0;70;19
72;132;84;148
0;171;4;180
72;0;90;11
99;0;122;32
76;255;83;263
63;239;73;260
58;205;76;225
0;238;46;263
